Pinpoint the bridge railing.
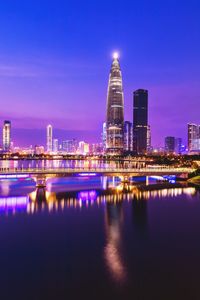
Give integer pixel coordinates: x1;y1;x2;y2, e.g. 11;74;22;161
0;166;196;174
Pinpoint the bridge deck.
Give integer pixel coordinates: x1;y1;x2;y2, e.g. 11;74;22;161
0;167;195;177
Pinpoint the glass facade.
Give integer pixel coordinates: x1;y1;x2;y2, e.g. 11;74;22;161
47;124;53;153
124;121;133;152
165;136;175;153
133;89;148;154
3;120;11;152
188;123;200;152
106;55;124;154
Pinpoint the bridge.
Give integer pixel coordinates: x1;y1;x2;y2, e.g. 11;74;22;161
0;166;196;187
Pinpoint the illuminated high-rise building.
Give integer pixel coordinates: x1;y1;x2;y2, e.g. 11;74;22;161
3;120;11;152
46;124;53;153
188;123;200;152
90;143;103;155
147;125;151;152
102;122;107;152
175;138;182;154
35;145;45;155
62;139;78;154
165;136;175;153
133;89;148;154
124;121;133;152
53;138;58;153
106;53;124;154
78;141;89;155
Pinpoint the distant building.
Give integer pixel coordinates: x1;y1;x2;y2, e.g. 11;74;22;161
62;139;78;154
147;125;151;152
165;136;175;153
164;137;183;154
3;120;11;152
47;125;53;153
90;143;103;155
18;147;34;155
123;121;132;152
133;89;148;154
191;139;200;152
78;141;89;155
53;139;58;153
188;123;200;152
102;122;107;153
35;145;45;155
106;53;124;154
175;138;182;154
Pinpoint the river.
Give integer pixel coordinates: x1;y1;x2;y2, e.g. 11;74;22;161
0;174;199;299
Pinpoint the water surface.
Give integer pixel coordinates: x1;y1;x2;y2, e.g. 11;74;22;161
0;176;199;300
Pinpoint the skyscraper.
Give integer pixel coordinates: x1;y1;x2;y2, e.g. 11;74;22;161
106;53;124;154
53;138;58;153
62;139;78;154
133;89;148;154
165;136;175;153
3;120;11;152
46;124;53;153
102;122;107;153
124;121;133;152
147;125;151;152
78;141;89;155
175;138;182;154
188;123;200;152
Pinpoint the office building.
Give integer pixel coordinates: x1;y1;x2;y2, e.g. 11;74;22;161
3;120;11;152
106;53;124;154
191;139;200;152
90;143;103;155
62;139;78;154
165;136;175;153
175;138;182;154
147;125;151;152
124;121;133;152
78;141;89;155
47;124;53;153
133;89;148;154
188;123;200;152
53;139;58;153
35;145;45;155
102;122;107;153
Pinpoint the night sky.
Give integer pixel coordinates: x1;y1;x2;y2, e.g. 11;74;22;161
0;0;199;147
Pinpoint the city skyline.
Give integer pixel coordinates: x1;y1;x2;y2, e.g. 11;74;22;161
0;1;199;147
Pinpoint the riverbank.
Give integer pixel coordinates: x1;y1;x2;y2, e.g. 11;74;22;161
188;176;200;186
138;182;189;191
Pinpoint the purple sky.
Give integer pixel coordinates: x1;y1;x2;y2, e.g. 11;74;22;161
0;0;199;147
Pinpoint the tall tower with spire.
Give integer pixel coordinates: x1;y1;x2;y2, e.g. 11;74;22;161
106;53;124;154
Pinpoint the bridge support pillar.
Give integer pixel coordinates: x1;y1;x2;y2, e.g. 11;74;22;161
120;175;132;184
36;187;47;202
116;176;132;192
33;176;47;188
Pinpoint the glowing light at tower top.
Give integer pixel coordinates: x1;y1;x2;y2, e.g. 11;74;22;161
113;52;119;60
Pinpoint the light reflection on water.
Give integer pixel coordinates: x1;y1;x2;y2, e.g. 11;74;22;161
0;177;197;216
104;202;127;283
